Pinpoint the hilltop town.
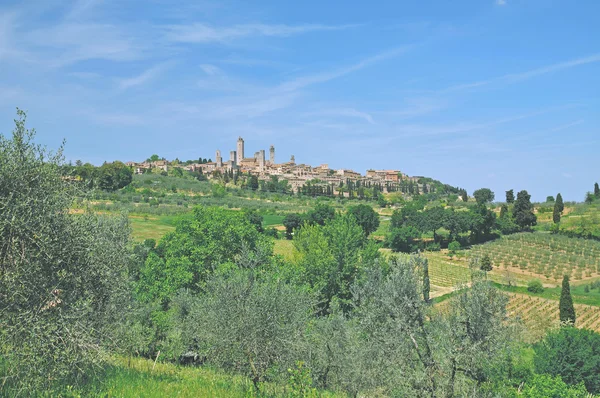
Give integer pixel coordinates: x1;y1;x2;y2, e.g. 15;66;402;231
125;136;437;195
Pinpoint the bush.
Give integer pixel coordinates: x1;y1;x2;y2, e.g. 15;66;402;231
533;327;600;393
0;110;131;392
527;280;545;293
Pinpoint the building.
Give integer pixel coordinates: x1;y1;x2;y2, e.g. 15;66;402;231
236;137;244;166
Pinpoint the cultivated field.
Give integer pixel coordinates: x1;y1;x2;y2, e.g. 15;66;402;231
506;293;600;342
469;233;600;282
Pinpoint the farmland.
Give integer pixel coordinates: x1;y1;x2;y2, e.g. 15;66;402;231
469;233;600;282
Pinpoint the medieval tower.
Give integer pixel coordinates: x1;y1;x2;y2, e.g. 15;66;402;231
236;137;244;166
269;145;275;164
215;150;222;168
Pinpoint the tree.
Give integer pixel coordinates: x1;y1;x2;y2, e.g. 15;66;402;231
505;189;515;204
148;154;160;162
192;270;314;390
533;327;600;394
499;204;509;219
448;241;461;258
0;110;131;391
546;195;555;202
520;374;590;398
553;193;564;224
306;203;336;226
387;225;420;253
473;188;495;205
480;254;493;272
460;189;468;202
513;190;537;230
283;213;303;239
249;174;259;190
559;275;576;325
423;259;431;303
585;192;595;204
595;182;600;199
136;206;267;303
348;204;380;236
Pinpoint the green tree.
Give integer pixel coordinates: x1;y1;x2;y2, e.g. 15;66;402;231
423;259;431;302
348;204;380;236
387;225;420;253
305;203;336;226
595;182;600;199
559;274;576;324
460;189;468;202
553;193;564;224
283;213;303;239
520;374;589;398
513;190;537;230
448;240;461;258
505;189;515;204
585;192;595;204
533;327;600;394
546;195;555;202
0;110;131;391
480;254;493;272
148;154;160;162
249;174;259;190
136;206;267;303
473;188;495;205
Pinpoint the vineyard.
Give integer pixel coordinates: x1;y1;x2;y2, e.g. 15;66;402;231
506;293;600;341
425;252;471;287
470;233;600;281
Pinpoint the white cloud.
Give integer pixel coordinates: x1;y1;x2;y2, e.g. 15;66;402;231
496;0;507;6
278;46;411;92
200;64;221;75
440;53;600;93
118;63;171;89
164;23;358;43
27;23;142;66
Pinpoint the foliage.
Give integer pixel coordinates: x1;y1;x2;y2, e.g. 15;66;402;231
347;204;380;236
527;280;544;293
559;275;576;324
283;213;303;239
305;203;336;226
181;270;315;389
387;225;421;253
506;189;515;204
513;190;537;230
533;327;600;393
135;206;268;303
293;213;375;313
473;188;495;205
448;240;461;257
553;193;564;224
0;110;131;393
519;374;589;398
480;253;493;272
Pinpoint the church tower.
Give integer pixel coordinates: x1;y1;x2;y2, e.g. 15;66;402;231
236;137;244;166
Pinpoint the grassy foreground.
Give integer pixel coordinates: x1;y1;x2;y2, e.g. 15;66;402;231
63;357;343;398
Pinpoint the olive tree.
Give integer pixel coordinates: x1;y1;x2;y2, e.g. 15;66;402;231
0;110;131;392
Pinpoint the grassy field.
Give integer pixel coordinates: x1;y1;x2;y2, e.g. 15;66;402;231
64;356;343;397
273;239;295;261
263;214;285;227
129;214;178;241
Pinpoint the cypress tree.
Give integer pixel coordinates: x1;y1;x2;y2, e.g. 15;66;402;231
423;260;431;303
506;189;515;204
559;275;576;325
553;193;564;224
480;254;493;272
595;182;600;199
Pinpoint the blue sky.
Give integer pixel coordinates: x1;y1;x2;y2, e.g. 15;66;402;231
0;0;598;202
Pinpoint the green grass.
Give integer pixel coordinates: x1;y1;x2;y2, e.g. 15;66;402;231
263;214;285;227
129;214;179;241
273;239;295;261
55;357;345;397
494;282;600;307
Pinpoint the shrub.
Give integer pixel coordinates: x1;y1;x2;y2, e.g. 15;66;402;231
527;280;545;293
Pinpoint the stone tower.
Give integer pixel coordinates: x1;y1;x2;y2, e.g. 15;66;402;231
290;155;295;164
259;149;265;172
236;137;244;166
216;150;222;168
269;145;275;164
229;150;237;171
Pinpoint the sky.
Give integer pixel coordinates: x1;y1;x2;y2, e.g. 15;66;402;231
0;0;598;202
